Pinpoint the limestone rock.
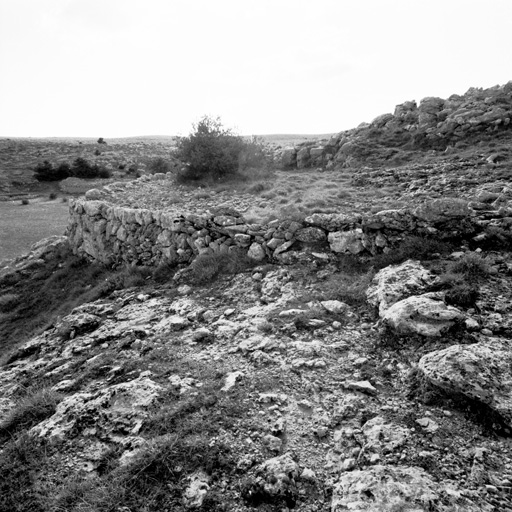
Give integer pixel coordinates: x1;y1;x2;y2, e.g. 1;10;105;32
85;188;103;200
418;337;512;430
362;416;409;454
320;300;350;315
281;148;297;169
305;213;360;231
328;229;365;254
247;242;266;261
242;453;299;507
56;312;101;339
295;227;326;243
413;198;472;224
31;374;163;442
331;465;480;511
183;469;210;509
367;260;438;315
382;294;463;336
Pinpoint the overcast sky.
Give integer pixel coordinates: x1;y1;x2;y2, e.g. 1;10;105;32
1;0;511;138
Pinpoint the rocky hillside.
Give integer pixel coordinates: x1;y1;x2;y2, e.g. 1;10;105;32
1;82;512;512
281;81;512;171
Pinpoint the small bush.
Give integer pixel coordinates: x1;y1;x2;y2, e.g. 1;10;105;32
174;116;246;182
445;283;479;308
70;157;110;179
48;192;57;200
153;262;178;283
0;293;19;313
33;160;71;181
148;157;173;175
20;198;29;205
448;252;491;279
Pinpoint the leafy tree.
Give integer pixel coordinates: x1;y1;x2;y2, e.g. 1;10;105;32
173;116;245;181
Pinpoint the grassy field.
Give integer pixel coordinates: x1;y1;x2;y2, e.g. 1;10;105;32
0;197;69;262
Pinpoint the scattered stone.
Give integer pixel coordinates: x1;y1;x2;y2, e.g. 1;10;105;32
183;469;210;509
221;371;244;392
416;417;440;433
346;380;378;396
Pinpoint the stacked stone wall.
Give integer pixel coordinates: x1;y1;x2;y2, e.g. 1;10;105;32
67;197;512;267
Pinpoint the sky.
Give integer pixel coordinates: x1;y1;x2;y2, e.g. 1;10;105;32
1;0;511;138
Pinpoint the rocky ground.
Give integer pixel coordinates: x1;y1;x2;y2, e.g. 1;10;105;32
1;234;512;511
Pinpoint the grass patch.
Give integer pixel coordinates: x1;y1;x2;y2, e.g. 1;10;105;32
0;257;157;362
0;434;49;512
0;388;62;442
371;236;456;270
188;251;254;284
447;252;491;279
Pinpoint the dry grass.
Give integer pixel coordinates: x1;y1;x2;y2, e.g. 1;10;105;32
0;199;69;261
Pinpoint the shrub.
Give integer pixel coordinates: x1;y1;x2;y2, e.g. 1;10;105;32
148;157;173;174
174;116;246;182
0;293;19;313
97;137;106;144
445;282;479;308
448;252;491;279
48;192;57;200
20;198;29;205
33;160;71;181
70;157;111;179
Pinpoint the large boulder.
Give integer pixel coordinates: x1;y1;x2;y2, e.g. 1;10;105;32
331;465;480;511
366;260;438;315
418;337;512;431
382;293;464;337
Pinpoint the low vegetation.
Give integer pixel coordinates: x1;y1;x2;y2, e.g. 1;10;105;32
0;388;62;442
34;157;111;181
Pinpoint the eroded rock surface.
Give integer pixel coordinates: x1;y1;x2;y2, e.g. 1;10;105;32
367;260;438;315
381;293;464;336
331;465;481;512
418;337;512;430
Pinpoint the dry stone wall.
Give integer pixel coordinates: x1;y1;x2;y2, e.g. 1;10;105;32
67;196;512;267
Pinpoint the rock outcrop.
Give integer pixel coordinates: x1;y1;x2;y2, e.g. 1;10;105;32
331;465;481;511
418;336;512;432
280;81;512;170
